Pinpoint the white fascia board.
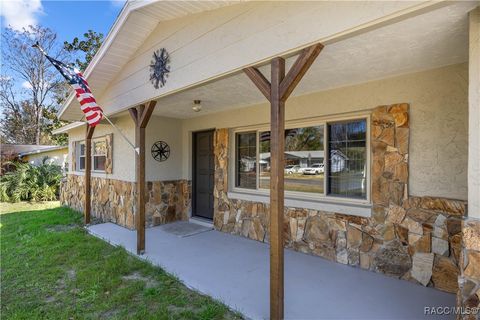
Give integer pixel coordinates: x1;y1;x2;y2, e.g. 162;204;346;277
52;121;86;135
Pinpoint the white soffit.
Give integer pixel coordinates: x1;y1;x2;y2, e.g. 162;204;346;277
149;1;475;119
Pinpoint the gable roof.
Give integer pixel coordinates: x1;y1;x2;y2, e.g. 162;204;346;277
58;0;238;120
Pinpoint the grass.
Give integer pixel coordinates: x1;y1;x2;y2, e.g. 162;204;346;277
0;202;243;320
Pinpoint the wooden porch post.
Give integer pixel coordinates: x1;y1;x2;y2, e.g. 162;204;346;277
84;124;95;224
129;101;156;254
270;57;286;320
243;43;323;320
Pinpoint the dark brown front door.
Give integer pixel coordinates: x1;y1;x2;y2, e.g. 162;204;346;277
192;130;214;220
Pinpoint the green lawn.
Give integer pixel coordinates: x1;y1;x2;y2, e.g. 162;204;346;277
0;202;242;320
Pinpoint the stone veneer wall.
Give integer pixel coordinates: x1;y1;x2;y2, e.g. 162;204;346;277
60;175;191;229
458;218;480;319
213;104;467;294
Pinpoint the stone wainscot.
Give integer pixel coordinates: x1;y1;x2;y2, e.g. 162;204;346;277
60;175;191;229
213;104;467;294
458;218;480;319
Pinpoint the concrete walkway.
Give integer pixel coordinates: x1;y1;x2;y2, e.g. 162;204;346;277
88;222;455;320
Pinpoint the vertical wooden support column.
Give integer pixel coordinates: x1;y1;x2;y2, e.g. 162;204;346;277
269;57;286;320
243;43;323;320
84;124;95;224
129;101;156;254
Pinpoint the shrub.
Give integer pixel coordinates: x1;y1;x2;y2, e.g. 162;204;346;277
0;158;63;202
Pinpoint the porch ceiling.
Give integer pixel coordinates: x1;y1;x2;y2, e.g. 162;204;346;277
149;1;474;119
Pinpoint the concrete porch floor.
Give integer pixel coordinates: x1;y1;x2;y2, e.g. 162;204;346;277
87;222;455;320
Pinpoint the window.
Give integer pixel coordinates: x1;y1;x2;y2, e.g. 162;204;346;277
233;117;368;201
235;132;257;189
78;143;86;171
76;137;108;172
259;126;324;193
93;140;106;171
327;120;367;199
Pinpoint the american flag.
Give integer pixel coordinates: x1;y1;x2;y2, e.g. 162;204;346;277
42;50;103;126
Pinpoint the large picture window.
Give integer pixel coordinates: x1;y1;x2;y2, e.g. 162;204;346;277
233;117;368;201
259;126;324;193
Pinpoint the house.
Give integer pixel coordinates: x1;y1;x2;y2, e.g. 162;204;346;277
53;1;480;318
0;144;68;173
260;151;325;169
18;145;68;170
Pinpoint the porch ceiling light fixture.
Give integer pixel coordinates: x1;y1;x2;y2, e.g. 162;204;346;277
192;100;202;112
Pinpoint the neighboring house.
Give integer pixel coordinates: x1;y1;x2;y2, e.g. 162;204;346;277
0;144;67;174
329;149;348;173
18;146;68;170
53;1;480;316
261;151;325;169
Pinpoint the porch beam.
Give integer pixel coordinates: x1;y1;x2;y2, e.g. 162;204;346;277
244;67;271;101
128;108;138;126
139;101;156;128
129;101;157;255
84;124;95;224
243;42;322;320
280;43;324;101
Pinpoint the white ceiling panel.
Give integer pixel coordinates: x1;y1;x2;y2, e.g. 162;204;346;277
150;1;472;119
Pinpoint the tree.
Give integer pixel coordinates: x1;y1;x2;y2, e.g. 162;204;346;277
64;30;104;72
1;26;68;145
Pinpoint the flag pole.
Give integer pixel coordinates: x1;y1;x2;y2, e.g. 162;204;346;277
32;42;139;154
101;113;139;154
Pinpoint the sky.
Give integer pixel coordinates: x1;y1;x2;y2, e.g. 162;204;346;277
0;0;124;99
0;0;123;47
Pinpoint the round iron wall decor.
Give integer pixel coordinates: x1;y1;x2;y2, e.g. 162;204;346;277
151;141;170;162
149;48;170;89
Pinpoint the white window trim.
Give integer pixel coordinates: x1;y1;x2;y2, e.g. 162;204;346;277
75;136;108;173
229;112;372;216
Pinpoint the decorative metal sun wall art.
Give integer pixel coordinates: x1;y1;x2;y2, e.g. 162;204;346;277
151;141;170;162
149;48;170;89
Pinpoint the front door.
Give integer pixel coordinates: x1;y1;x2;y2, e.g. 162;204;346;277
192;130;214;220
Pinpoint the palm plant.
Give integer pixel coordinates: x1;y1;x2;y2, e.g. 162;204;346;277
0;158;62;202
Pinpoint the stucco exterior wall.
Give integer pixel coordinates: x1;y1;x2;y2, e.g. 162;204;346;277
182;63;468;200
67;115;183;182
24;148;68;168
65;63;468;200
68;115;135;180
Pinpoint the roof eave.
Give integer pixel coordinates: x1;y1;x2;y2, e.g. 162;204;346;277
52;121;86;135
57;0;154;120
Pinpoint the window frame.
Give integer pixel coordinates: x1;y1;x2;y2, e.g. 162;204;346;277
75;136;108;173
229;113;371;205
